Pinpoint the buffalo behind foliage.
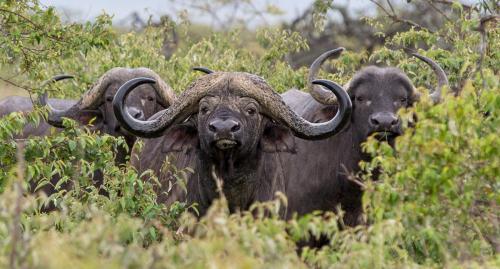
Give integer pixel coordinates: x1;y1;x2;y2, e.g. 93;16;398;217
0;0;499;268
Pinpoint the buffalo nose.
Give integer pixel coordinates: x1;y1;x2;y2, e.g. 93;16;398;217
369;112;399;129
208;118;241;134
127;107;144;120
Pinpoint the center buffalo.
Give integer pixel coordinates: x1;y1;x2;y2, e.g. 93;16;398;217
113;72;352;217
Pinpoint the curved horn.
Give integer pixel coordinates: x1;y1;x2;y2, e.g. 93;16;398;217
38;74;74;127
289;79;352;139
77;68;130;109
113;77;189;138
133;67;176;107
114;73;352;140
308;47;345;105
192;67;215;74
41;68;130;127
412;53;449;103
44;70;116;127
40;68;176;128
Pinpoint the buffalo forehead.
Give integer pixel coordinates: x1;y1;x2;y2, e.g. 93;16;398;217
195;72;275;99
351;69;413;98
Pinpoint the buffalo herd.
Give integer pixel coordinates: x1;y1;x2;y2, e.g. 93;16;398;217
0;48;448;225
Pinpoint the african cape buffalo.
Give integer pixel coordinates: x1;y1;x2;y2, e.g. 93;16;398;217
113;71;352;217
281;48;449;226
0;68;175;207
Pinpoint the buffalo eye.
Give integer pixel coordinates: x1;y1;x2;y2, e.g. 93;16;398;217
400;97;407;103
147;96;154;102
200;105;209;115
356;96;364;102
245;103;258;116
106;96;113;102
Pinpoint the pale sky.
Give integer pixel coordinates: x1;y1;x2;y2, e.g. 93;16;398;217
39;0;480;27
39;0;365;26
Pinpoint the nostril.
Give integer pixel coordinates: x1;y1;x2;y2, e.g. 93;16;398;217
370;117;379;126
231;122;240;132
133;111;143;119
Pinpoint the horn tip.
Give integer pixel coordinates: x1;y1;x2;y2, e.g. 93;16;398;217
192;67;215;74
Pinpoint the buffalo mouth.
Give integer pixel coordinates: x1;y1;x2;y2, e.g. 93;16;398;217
214;139;239;150
370;131;400;141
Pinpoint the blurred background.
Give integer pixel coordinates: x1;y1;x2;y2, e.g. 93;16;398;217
0;0;486;98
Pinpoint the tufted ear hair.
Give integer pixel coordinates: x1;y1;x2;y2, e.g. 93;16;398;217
161;117;199;153
260;121;296;153
310;105;340;124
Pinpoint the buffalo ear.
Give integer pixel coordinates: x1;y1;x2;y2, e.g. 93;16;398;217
311;105;338;123
155;100;168;111
410;90;421;106
73;110;103;125
260;122;296;153
162;119;199;153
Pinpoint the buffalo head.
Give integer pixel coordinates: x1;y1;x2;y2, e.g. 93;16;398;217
308;48;448;143
39;68;175;142
113;72;351;161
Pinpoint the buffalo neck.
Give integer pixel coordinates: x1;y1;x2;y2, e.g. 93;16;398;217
193;148;264;215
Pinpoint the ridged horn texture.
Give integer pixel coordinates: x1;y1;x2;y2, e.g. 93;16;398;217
308;47;345;105
411;53;449;104
192;67;215;74
41;67;175;127
113;72;352;139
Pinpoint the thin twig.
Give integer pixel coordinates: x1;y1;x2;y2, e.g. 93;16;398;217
340;164;367;190
386;0;396;15
0;8;39;29
426;0;452;22
0;76;33;92
432;0;473;11
369;0;433;32
475;15;498;91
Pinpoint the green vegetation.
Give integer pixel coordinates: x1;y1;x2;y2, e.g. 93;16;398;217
0;0;498;268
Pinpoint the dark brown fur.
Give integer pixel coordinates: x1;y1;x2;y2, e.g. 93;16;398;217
281;66;419;225
132;82;295;217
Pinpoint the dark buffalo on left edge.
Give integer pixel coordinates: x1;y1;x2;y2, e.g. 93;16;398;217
281;48;449;227
113;71;352;217
0;68;175;208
